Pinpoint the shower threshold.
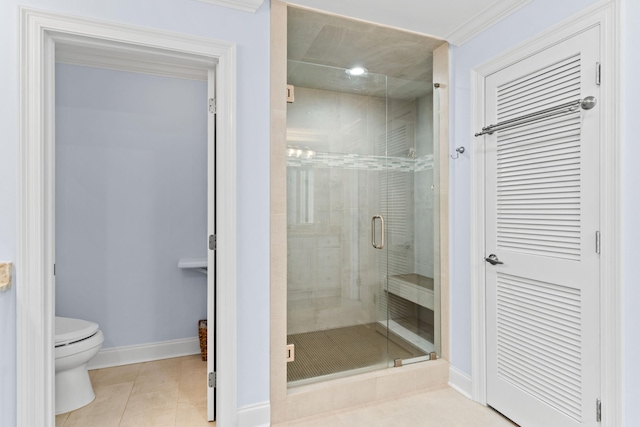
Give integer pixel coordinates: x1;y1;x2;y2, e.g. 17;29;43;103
378;319;435;355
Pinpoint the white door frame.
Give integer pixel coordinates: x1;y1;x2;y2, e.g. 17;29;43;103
470;1;620;425
18;8;238;426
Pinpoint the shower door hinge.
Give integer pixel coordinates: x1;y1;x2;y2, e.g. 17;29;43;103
596;62;601;86
596;231;601;254
286;84;295;103
209;372;216;388
209;234;217;251
286;344;295;362
596;398;601;422
209;98;216;114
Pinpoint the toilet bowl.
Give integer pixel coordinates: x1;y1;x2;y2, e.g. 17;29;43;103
55;316;104;414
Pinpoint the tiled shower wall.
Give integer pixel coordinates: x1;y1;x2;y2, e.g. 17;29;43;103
287;86;434;335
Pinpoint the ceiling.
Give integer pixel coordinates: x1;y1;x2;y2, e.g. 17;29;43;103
288;6;447;99
284;0;531;46
288;6;446;98
285;1;530;98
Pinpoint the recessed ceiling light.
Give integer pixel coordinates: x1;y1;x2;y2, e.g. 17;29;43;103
347;66;368;76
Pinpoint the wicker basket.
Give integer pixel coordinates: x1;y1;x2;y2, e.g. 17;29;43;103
198;319;207;361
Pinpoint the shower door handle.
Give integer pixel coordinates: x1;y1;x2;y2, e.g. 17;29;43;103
371;215;385;249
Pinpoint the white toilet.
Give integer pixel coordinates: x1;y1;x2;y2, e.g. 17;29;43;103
55;316;104;414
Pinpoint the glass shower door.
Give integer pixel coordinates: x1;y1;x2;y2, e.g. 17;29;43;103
286;61;393;385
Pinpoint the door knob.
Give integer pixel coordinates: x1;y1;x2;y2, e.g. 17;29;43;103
485;254;504;265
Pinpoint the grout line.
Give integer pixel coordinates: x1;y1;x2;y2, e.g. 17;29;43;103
172;358;185;427
117;363;139;427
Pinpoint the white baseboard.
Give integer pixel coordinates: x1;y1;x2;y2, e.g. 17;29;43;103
238;402;270;427
88;337;201;370
449;366;473;399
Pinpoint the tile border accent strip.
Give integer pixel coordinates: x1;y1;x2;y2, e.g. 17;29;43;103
287;153;434;172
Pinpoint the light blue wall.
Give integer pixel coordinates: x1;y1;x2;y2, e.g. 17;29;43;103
0;0;270;424
55;63;208;348
621;0;640;424
3;0;638;425
0;2;19;426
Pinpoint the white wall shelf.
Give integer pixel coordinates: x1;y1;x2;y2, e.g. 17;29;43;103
178;257;208;275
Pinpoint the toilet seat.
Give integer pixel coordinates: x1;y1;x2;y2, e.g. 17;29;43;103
55;316;99;347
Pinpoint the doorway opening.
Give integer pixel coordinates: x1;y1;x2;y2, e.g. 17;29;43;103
54;59;210;419
269;1;452;423
18;9;237;426
285;5;445;387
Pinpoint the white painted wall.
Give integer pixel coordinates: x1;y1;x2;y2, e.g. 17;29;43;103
0;1;270;424
620;0;640;424
55;63;208;348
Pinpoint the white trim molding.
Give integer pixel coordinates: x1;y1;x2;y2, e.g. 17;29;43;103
194;0;265;13
449;366;473;400
470;1;620;425
237;402;271;427
87;338;201;371
445;0;532;46
19;8;238;427
470;65;488;405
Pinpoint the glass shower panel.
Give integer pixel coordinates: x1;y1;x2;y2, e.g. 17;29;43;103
384;79;441;365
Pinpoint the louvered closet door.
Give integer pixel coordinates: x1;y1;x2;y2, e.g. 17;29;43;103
484;26;601;427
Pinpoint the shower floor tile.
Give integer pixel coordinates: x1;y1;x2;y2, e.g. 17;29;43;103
287;323;427;383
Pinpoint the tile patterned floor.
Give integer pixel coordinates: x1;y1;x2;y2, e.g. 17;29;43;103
55;355;211;427
56;355;517;427
273;386;519;427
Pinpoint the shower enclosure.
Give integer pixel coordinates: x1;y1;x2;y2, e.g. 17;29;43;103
286;60;441;386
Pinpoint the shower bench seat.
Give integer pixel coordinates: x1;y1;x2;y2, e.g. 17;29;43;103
387;273;434;310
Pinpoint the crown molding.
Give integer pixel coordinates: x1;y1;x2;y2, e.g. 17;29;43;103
194;0;264;13
445;0;532;45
